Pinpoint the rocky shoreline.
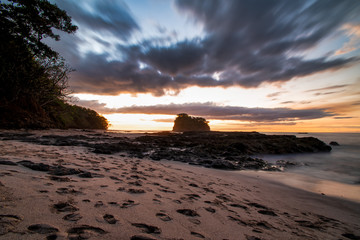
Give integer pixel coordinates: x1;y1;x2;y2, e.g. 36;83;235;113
1;129;359;240
0;130;331;171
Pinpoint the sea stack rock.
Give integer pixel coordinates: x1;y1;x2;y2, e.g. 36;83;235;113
329;141;340;146
173;113;210;132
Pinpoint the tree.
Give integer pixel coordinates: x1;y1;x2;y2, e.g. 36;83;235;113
0;0;108;129
173;113;210;132
0;0;77;58
0;0;77;107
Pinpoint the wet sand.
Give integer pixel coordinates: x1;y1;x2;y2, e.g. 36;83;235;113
238;170;360;204
0;130;359;240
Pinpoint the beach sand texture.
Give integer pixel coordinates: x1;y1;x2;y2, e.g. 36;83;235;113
0;130;359;240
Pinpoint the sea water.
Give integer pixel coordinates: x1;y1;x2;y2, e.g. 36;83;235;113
257;132;360;185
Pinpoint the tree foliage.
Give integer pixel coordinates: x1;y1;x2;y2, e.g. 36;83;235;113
173;113;210;132
1;0;77;58
0;0;108;129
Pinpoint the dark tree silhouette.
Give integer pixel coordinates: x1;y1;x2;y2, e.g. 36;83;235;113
173;113;210;132
0;0;77;106
0;0;108;129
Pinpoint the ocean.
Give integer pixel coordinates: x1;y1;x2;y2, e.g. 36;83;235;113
248;132;360;203
258;132;360;185
109;130;360;201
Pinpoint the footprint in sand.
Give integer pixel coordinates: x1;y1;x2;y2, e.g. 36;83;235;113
56;187;83;195
67;225;107;239
188;218;201;225
228;216;247;226
120;200;139;208
229;203;248;210
204;207;216;213
156;213;172;221
131;223;161;234
103;214;117;224
109;176;122;181
94;201;104;208
185;193;201;200
258;210;277;216
0;215;22;235
52;201;79;212
49;176;71;182
28;224;59;234
130;235;156;240
128;180;143;186
176;209;200;217
191;231;205;238
189;183;199;188
127;188;146;194
63;213;82;222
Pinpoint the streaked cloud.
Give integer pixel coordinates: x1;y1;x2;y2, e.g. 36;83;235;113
305;84;349;92
75;100;335;123
335;24;360;56
48;0;360;96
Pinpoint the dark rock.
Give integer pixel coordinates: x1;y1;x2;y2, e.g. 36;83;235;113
4;130;333;172
18;160;50;171
49;166;81;176
49;176;71;182
211;159;236;169
172;113;210;132
329;141;340;146
0;160;17;166
275;160;297;168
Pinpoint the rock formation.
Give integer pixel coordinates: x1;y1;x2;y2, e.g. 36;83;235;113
172;113;210;132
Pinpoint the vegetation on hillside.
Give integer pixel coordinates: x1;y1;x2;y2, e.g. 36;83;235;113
173;113;210;132
0;0;108;129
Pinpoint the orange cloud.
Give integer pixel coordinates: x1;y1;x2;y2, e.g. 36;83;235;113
335;24;360;55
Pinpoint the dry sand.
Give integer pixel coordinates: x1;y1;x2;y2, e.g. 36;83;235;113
0;130;359;240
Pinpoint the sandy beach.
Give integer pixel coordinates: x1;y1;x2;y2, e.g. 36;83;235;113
1;130;359;240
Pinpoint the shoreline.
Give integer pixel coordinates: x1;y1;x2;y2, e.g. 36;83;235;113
1;130;360;239
236;170;360;204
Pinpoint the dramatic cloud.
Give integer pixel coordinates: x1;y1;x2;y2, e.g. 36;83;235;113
76;101;335;123
51;0;360;95
55;0;139;40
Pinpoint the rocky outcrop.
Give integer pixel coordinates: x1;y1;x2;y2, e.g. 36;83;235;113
172;113;210;132
0;131;331;171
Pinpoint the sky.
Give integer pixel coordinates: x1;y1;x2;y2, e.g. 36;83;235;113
47;0;360;132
